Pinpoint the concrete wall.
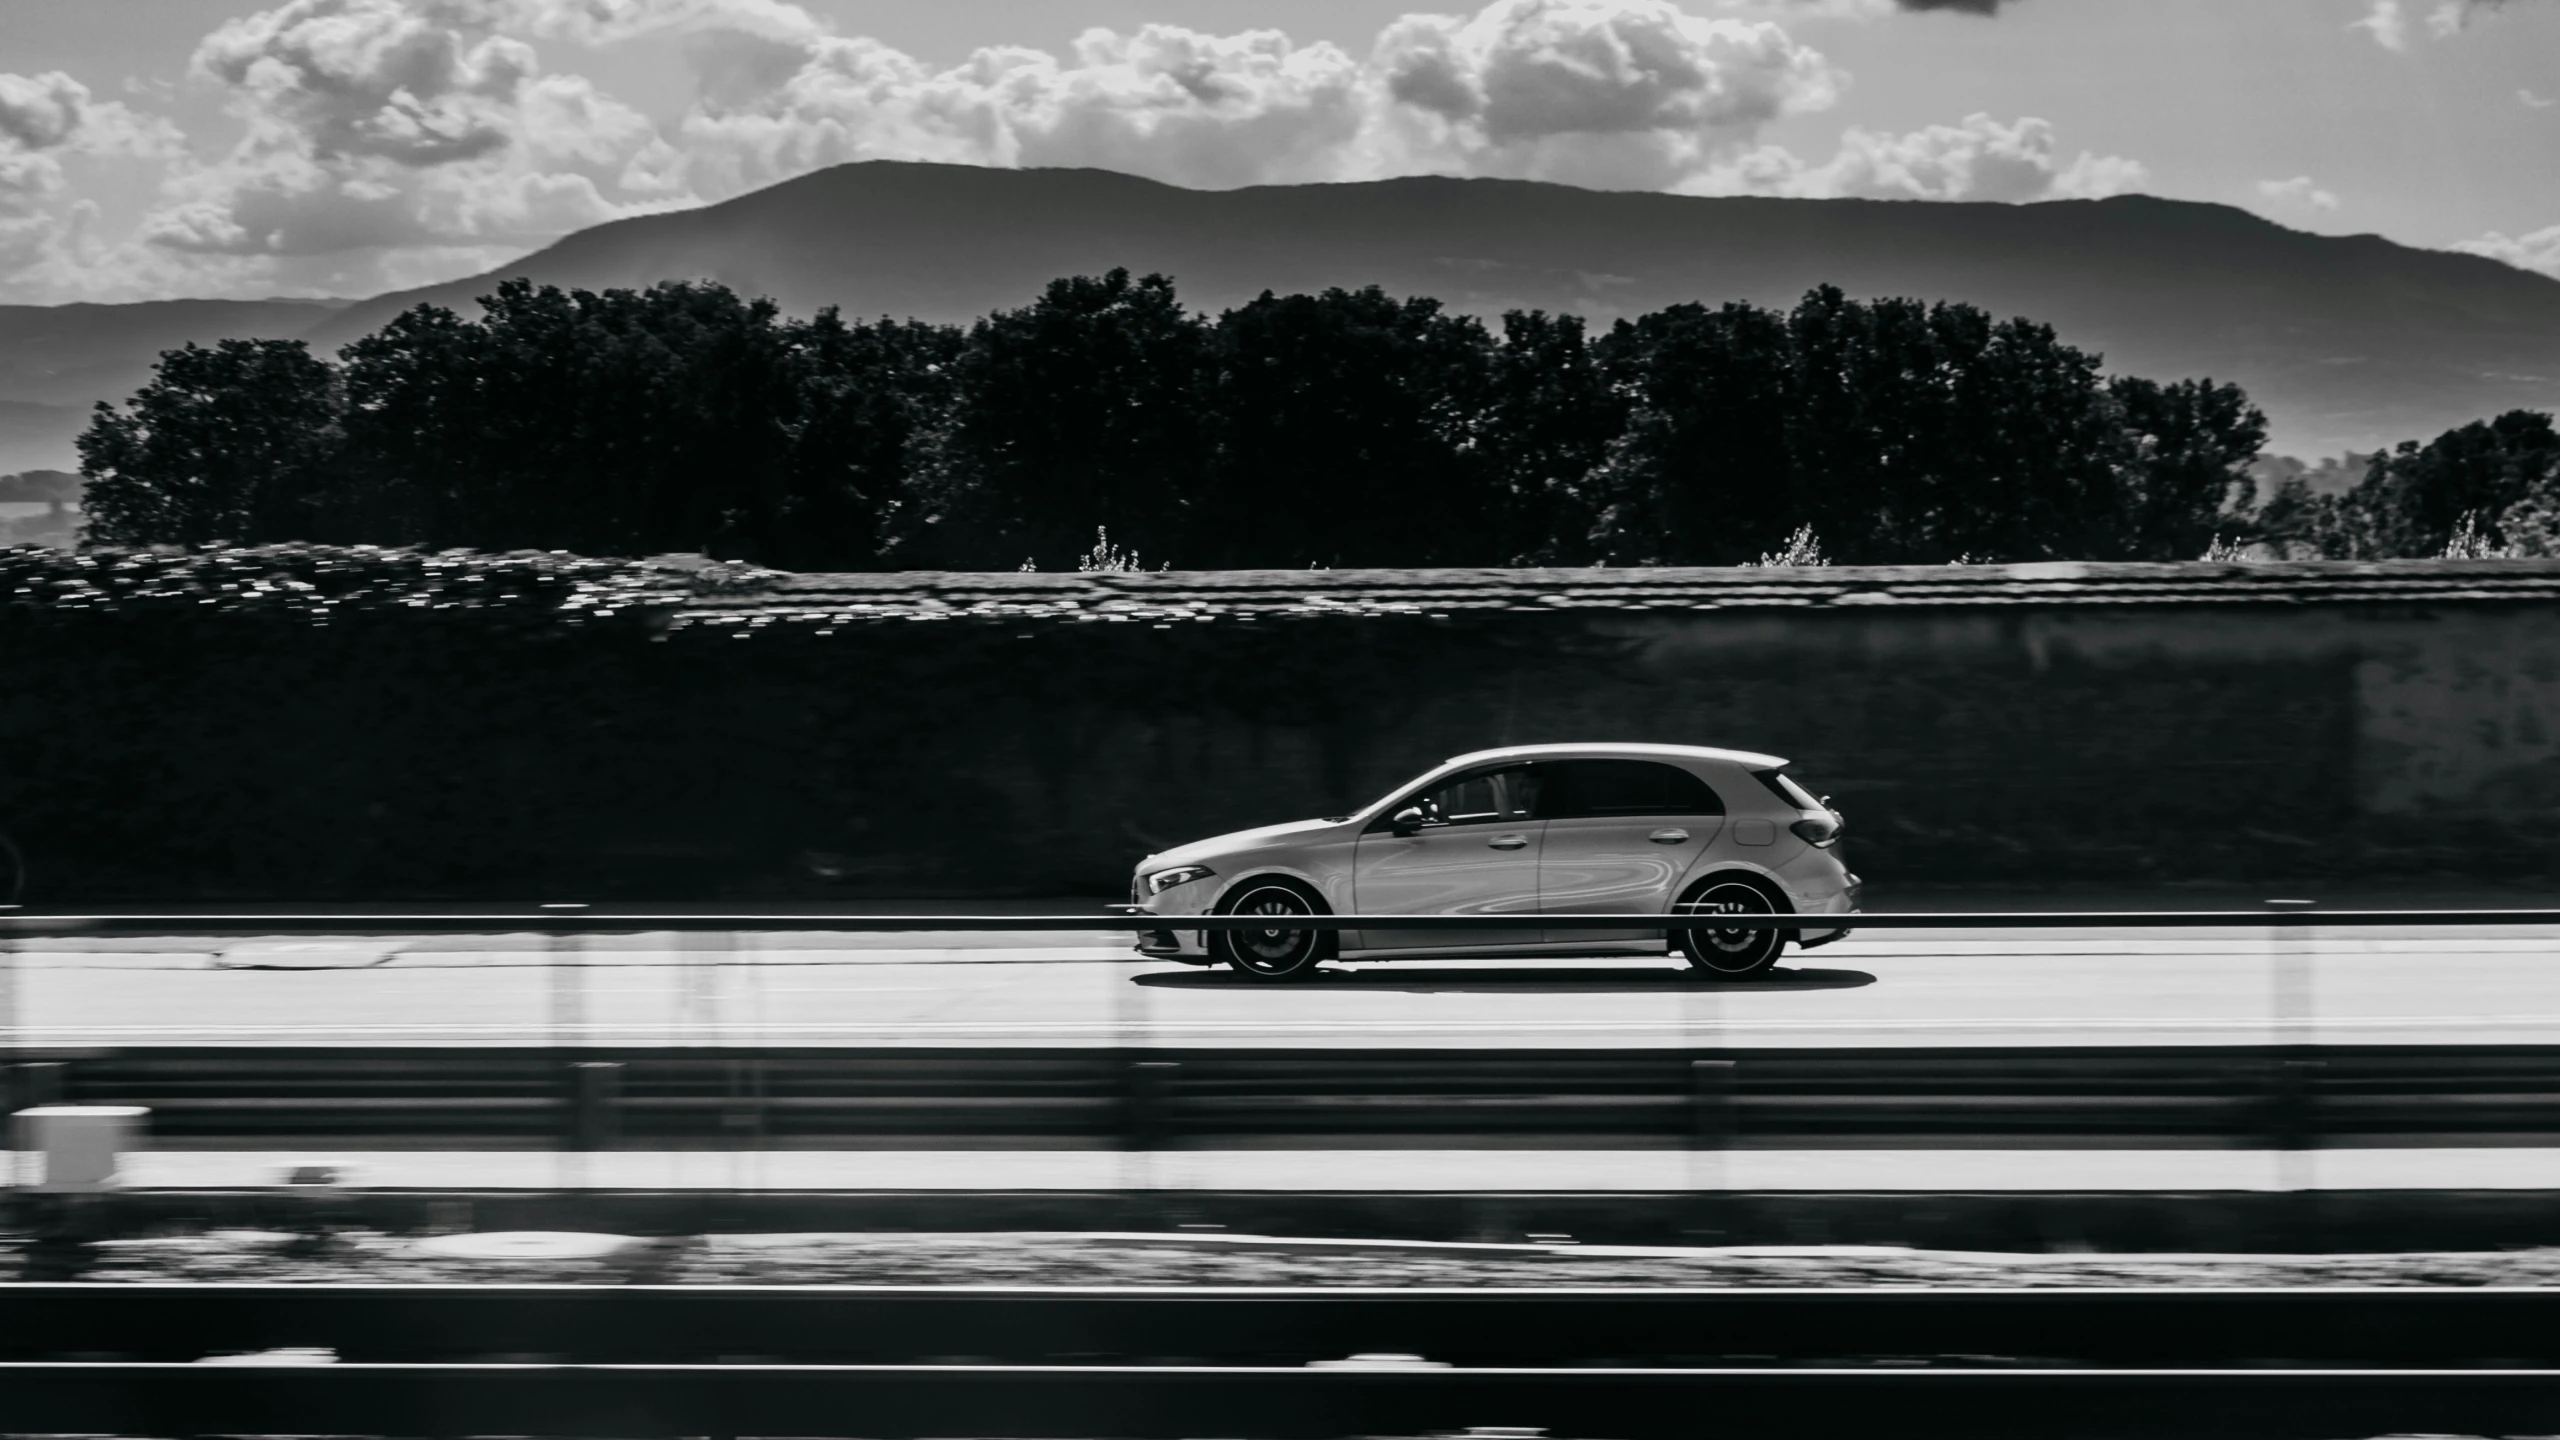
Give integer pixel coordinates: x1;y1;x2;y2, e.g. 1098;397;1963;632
5;553;2557;900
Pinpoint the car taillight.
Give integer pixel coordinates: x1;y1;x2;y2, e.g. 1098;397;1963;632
1790;813;1842;847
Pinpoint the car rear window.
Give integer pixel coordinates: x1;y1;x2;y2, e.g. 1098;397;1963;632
1753;768;1824;811
1537;759;1724;819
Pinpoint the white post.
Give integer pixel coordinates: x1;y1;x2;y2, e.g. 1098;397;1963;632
14;1105;148;1192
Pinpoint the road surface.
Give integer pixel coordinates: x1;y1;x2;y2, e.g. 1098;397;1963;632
4;921;2557;1048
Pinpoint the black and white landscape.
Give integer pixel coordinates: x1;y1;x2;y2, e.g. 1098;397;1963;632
9;5;2560;1437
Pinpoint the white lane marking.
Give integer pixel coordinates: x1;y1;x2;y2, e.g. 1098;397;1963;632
16;1013;2560;1041
97;1148;2560;1192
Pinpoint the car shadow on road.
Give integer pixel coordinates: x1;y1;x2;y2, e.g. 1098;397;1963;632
1134;965;1876;993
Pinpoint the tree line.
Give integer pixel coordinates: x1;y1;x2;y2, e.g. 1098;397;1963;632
70;268;2555;570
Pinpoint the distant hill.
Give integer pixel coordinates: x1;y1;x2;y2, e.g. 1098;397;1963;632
0;399;86;478
0;297;350;472
314;164;2560;458
4;165;2556;463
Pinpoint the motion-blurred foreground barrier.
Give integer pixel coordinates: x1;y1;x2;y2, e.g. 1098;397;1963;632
1;909;2549;1150
13;1043;2560;1150
17;1282;2560;1366
15;1285;2560;1440
2;1359;2559;1440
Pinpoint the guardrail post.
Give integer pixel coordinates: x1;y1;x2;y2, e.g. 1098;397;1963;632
544;903;588;1049
11;1060;66;1187
569;1060;622;1151
724;1057;765;1147
1126;1060;1180;1152
1124;1059;1180;1214
2268;898;2315;1048
0;911;15;1061
1690;1058;1736;1150
1689;1059;1737;1236
677;929;723;1043
0;920;14;1193
2265;899;2320;1203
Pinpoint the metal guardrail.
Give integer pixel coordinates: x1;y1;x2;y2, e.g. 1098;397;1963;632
1;907;2557;935
17;1282;2560;1438
14;1283;2560;1366
18;1043;2560;1150
1;1359;2558;1439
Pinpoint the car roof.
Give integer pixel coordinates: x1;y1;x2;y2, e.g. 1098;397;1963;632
1439;742;1790;770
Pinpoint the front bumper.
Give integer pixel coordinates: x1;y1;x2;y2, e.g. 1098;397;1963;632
1110;900;1217;962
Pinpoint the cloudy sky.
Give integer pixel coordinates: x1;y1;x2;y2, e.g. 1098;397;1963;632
2;0;2555;304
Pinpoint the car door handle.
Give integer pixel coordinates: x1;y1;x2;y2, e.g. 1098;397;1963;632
1488;834;1529;850
1649;829;1690;844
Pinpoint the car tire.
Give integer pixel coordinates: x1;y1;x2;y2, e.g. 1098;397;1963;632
1215;881;1326;982
1675;877;1788;979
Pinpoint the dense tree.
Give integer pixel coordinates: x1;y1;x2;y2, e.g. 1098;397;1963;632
1585;289;2215;565
912;269;1210;570
78;272;2319;569
1481;310;1623;565
2108;376;2268;560
335;280;812;558
783;313;963;571
1586;301;1795;565
2254;410;2560;558
80;339;342;546
1196;287;1499;568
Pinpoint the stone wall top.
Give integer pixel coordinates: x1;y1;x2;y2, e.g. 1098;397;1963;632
701;558;2560;625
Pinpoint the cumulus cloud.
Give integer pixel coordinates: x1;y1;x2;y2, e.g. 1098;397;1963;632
1771;112;2146;202
2455;223;2560;278
2352;0;2411;48
678;25;1375;194
1730;0;2011;14
2256;175;2340;213
668;0;1850;196
1364;0;1842;188
0;70;181;160
0;0;2162;302
131;0;677;278
0;71;185;297
2355;0;2544;47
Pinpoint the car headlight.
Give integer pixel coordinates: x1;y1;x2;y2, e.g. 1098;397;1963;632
1146;864;1216;895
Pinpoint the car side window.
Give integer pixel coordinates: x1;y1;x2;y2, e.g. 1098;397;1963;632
1537;760;1724;819
1375;765;1539;830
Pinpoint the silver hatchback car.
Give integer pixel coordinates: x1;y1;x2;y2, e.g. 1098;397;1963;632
1124;743;1860;981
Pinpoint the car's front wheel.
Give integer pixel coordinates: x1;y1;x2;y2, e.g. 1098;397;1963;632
1675;878;1787;978
1215;882;1326;982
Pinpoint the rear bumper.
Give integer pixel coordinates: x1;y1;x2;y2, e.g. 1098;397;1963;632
1790;872;1862;949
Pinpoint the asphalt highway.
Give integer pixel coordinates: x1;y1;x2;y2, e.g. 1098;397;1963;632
6;921;2560;1048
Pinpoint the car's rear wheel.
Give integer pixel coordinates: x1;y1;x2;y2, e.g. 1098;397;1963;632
1675;877;1787;978
1215;882;1325;982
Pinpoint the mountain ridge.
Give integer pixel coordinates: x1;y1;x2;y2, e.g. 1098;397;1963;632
276;163;2560;458
0;296;352;474
8;164;2558;465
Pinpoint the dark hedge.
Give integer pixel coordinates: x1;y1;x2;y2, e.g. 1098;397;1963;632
5;544;2553;902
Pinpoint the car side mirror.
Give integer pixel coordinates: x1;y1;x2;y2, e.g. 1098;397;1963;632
1390;806;1428;836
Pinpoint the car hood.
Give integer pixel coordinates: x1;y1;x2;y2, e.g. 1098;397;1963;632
1139;817;1346;871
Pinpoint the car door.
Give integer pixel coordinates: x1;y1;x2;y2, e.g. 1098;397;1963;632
1351;763;1545;953
1536;759;1727;946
